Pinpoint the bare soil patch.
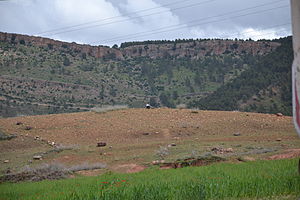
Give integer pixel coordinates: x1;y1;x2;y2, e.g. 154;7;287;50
0;108;299;176
113;164;147;173
269;149;300;160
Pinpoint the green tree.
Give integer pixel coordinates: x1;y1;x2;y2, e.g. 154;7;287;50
159;93;175;108
63;57;71;66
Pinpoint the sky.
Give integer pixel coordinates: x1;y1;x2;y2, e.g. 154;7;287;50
0;0;292;46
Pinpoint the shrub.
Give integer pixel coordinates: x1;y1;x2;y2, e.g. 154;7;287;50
176;104;187;109
69;162;106;172
0;131;17;140
156;146;169;160
90;105;128;113
0;162;106;183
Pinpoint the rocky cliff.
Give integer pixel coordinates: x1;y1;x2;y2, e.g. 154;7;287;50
122;40;280;59
0;32;280;60
0;32;124;60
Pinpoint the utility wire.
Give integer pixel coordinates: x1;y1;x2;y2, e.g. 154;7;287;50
37;0;204;35
39;0;218;36
94;5;289;44
42;0;285;37
37;0;205;35
94;1;287;44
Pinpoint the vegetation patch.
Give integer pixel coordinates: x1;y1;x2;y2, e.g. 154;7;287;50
0;159;299;199
0;162;106;183
0;131;17;141
90;105;129;113
160;154;226;169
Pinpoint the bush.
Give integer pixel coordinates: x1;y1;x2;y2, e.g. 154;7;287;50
176;104;187;109
90;105;128;113
69;162;106;172
0;162;106;183
0;131;17;140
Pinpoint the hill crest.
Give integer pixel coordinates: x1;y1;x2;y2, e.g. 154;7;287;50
0;32;280;60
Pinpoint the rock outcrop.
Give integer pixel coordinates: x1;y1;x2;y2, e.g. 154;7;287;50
0;32;280;60
122;40;280;59
0;32;124;60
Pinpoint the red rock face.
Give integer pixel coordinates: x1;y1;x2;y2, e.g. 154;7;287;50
0;32;280;60
121;40;280;59
0;32;124;60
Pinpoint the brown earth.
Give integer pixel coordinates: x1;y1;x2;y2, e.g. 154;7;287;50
269;149;300;160
112;164;147;173
0;108;299;175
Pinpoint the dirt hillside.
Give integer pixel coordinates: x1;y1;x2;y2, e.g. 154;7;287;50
0;108;299;174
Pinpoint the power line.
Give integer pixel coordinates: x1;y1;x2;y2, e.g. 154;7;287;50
39;0;218;36
93;5;289;44
37;0;202;35
42;0;286;37
94;1;287;44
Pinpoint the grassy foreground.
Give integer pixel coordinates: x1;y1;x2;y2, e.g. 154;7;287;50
0;159;299;200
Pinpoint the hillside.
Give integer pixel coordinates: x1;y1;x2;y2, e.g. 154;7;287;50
189;37;293;115
0;32;283;117
0;108;299;174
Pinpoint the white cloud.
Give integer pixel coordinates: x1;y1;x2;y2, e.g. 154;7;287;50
190;26;291;41
0;0;184;45
238;27;290;40
119;0;180;27
53;0;121;25
0;0;291;46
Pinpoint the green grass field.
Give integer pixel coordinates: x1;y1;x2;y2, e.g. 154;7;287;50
0;159;299;200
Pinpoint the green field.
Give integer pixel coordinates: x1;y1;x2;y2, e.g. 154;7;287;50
0;159;299;200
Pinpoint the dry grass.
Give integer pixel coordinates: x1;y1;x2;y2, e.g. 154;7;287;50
90;105;128;113
0;162;106;183
1;163;69;182
68;162;106;172
156;146;169;159
176;104;187;109
0;131;17;140
54;144;79;151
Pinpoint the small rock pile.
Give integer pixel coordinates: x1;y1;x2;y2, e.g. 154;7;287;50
211;147;233;154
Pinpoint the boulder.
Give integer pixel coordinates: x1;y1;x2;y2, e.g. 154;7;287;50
97;142;107;147
225;148;233;153
233;132;241;136
33;155;42;160
211;147;233;154
238;156;255;162
34;136;40;140
151;160;165;165
152;160;159;165
24;126;33;131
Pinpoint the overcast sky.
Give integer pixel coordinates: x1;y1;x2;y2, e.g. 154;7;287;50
0;0;292;46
